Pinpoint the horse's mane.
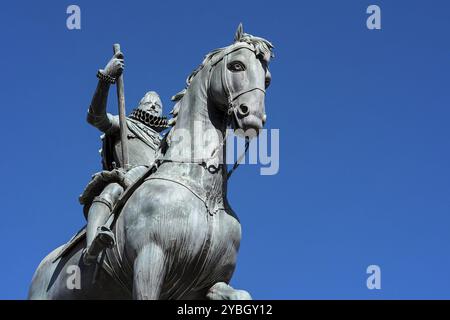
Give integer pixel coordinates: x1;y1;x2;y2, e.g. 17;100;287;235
157;24;274;156
172;25;273;106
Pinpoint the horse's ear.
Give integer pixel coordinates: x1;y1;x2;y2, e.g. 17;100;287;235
234;23;244;42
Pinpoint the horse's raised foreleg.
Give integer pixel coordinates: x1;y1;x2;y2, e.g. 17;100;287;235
206;282;252;300
132;243;166;300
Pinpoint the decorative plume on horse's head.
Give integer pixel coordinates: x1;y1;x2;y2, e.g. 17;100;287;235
233;23;274;63
171;23;274;105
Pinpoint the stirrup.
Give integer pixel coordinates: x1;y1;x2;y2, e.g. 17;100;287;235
96;226;116;248
82;226;115;265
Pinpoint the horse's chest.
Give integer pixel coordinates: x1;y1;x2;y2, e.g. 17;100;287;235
164;209;241;292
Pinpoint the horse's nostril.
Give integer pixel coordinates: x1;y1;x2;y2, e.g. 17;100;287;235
237;104;249;117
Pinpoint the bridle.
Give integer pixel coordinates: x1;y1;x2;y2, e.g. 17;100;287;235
211;44;266;119
210;43;267;178
159;43;266;179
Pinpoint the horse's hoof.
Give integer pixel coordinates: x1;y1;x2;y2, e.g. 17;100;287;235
206;282;252;300
231;289;252;300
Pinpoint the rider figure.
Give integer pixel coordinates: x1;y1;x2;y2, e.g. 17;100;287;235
80;52;167;264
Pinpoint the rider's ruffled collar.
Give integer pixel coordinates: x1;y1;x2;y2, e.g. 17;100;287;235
128;108;170;132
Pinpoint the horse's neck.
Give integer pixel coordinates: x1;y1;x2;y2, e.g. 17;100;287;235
162;69;228;195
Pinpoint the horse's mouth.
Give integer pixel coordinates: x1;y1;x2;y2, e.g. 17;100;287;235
233;114;264;138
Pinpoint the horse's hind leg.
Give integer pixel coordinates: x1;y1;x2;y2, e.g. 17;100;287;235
132;244;166;300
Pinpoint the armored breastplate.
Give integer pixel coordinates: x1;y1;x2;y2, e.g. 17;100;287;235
103;118;163;170
113;135;158;168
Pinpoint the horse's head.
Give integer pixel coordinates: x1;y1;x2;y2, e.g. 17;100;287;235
208;24;273;137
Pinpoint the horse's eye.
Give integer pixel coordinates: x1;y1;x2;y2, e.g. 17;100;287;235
227;61;246;72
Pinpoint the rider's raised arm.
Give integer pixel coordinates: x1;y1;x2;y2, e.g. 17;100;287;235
86;52;125;134
87;81;113;133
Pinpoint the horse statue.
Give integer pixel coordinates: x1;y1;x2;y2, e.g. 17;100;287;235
28;24;273;300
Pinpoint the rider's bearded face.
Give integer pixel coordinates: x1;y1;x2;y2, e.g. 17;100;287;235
139;97;162;117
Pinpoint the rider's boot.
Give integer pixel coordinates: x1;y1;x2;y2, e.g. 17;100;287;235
83;196;116;265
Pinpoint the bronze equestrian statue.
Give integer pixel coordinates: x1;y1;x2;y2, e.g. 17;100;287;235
28;24;273;300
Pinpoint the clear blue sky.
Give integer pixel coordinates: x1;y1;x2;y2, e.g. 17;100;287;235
0;0;449;299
